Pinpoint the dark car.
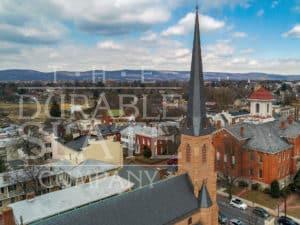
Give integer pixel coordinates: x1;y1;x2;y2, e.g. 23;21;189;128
167;158;178;165
278;216;299;225
218;212;228;224
252;207;270;219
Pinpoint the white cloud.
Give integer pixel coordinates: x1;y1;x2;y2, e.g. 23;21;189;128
257;9;264;17
283;24;300;38
162;12;225;36
271;0;279;8
233;32;247;38
50;0;177;35
97;41;123;50
140;31;158;42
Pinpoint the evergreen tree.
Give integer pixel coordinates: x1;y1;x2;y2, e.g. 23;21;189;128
294;169;300;190
270;180;281;198
50;99;61;118
0;158;6;173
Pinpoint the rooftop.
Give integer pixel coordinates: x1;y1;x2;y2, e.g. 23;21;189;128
224;119;300;153
10;175;134;225
30;174;199;225
248;87;273;101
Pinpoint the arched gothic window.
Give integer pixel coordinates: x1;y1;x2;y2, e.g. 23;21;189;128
186;144;191;162
202;144;207;163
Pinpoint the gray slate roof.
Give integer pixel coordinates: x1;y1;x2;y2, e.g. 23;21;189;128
198;183;212;208
30;174;199;225
118;165;160;189
64;136;89;151
224;120;300;153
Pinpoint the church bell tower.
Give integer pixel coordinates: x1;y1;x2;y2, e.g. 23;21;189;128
178;5;218;225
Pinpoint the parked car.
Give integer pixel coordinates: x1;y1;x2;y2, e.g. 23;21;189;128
278;216;299;225
167;157;178;165
218;212;228;224
229;198;247;210
229;218;245;225
252;207;270;219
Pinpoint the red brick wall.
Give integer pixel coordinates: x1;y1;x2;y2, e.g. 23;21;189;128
213;129;295;185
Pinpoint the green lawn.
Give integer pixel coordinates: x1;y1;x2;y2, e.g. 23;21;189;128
287;208;300;219
241;190;280;209
225;186;245;195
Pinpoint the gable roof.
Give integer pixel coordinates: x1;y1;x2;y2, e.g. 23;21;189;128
248;87;273;100
30;174;199;225
64;135;89;151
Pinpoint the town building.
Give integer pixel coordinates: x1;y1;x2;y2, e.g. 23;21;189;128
6;175;133;225
0;159;119;210
214;87;300;188
120;122;179;157
52;135;123;165
1;6;218;225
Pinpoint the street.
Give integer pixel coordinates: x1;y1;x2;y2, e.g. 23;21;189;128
218;195;268;225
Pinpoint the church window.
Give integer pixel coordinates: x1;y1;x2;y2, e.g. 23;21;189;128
186;145;191;163
216;151;220;161
188;217;192;225
202;144;207;163
224;154;227;163
259;169;263;178
256;103;260;113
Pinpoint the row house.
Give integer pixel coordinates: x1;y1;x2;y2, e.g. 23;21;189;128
0;159;119;210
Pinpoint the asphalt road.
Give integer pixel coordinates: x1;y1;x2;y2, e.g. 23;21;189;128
217;195;268;225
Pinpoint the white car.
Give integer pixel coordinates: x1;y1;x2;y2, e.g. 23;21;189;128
229;198;247;210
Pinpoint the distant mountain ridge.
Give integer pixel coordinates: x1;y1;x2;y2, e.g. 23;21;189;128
0;69;299;81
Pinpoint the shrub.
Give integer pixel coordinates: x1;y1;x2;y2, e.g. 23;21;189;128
270;180;281;198
238;181;249;188
251;183;261;191
143;147;152;159
263;188;270;194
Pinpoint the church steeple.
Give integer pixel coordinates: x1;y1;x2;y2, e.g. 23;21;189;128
184;6;213;136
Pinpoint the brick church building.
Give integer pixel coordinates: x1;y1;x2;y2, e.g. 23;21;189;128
3;6;218;225
214;87;300;188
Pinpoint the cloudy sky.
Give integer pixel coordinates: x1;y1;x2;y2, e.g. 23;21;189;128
0;0;300;74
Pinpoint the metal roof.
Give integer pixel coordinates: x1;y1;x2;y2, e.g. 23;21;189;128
30;174;199;225
10;175;134;225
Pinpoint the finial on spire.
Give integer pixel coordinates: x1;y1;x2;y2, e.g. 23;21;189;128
196;0;199;12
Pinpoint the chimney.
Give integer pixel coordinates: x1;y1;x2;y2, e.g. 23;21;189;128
288;115;293;125
26;192;35;200
280;121;286;129
216;120;221;129
3;207;16;225
240;126;244;137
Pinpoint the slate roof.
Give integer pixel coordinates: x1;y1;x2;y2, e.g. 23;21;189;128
198;183;212;208
118;165;160;189
64;135;89;151
183;7;214;136
224;120;300;153
30;174;200;225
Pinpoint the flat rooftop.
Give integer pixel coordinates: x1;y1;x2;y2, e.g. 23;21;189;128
9;175;134;225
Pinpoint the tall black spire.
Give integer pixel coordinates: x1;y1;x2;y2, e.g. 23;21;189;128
184;6;214;136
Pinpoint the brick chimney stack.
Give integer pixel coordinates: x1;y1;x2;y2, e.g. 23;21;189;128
3;207;16;225
288;115;293;125
240;126;244;137
280;121;286;129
